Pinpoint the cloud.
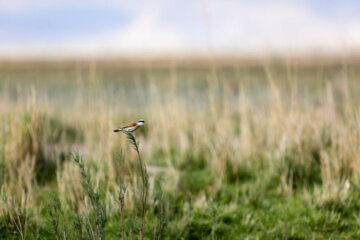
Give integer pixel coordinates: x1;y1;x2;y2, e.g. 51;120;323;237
0;0;360;56
200;1;360;51
99;7;189;52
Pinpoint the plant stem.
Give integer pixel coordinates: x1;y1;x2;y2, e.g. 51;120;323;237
120;205;125;240
118;183;126;240
123;132;147;240
136;148;146;240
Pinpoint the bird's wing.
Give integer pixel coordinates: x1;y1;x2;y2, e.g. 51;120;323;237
122;122;137;129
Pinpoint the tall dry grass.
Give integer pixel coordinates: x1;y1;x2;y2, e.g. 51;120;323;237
0;60;360;219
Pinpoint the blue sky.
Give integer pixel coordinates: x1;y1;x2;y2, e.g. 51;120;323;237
0;0;360;56
0;4;131;41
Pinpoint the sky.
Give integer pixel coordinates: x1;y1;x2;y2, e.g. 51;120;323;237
0;0;360;57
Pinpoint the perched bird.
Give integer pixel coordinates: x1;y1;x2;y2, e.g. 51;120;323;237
113;119;145;133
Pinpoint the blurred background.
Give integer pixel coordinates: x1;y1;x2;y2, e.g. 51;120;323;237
2;1;360;239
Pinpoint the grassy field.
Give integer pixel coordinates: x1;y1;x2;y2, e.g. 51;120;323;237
1;57;360;239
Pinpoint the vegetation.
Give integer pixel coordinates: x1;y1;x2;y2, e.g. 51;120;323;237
1;58;360;239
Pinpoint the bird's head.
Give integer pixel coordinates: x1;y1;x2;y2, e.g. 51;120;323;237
137;119;145;126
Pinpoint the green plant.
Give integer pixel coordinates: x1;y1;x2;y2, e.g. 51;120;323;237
48;195;65;240
115;150;127;240
209;198;217;240
122;131;148;240
118;183;127;240
73;212;84;240
73;153;107;240
154;179;167;240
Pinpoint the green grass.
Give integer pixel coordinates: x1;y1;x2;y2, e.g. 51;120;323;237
2;154;360;239
2;170;360;239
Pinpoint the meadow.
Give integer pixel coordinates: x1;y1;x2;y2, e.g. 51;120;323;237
1;57;360;239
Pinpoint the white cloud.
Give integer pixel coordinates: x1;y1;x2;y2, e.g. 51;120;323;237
201;1;360;52
0;0;360;56
99;9;188;52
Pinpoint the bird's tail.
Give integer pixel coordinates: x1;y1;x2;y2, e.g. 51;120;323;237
113;129;122;132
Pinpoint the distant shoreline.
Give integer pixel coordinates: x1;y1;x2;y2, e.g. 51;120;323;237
0;53;360;69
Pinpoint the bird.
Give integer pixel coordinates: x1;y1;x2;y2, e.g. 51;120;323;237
113;119;145;133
